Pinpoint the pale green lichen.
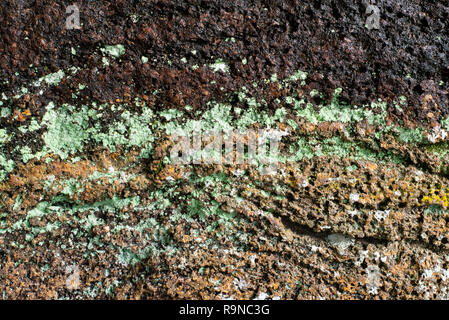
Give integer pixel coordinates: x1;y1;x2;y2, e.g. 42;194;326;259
396;127;424;144
102;57;110;67
0;107;11;118
41;103;92;159
37;70;65;86
288;135;402;164
16;101;155;161
0;155;14;181
101;106;155;157
101;44;126;58
13;194;22;211
209;58;229;73
0;129;8;144
310;89;319;97
20;146;34;163
287;69;308;82
160;109;184;121
1;195;141;241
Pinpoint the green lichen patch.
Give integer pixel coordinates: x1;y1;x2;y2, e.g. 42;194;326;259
101;44;126;58
209;58;229;73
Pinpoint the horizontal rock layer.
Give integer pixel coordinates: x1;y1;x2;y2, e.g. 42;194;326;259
0;0;448;299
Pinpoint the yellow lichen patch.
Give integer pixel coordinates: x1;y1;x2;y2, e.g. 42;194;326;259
422;187;449;208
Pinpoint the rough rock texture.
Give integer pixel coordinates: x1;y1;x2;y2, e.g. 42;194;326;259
0;0;449;299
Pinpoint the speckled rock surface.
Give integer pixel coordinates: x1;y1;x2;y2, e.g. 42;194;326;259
0;0;449;299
